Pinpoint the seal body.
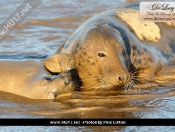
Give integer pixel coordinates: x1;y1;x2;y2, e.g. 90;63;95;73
0;59;81;99
44;8;175;90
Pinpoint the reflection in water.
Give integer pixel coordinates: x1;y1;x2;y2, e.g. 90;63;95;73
0;0;175;131
1;87;175;116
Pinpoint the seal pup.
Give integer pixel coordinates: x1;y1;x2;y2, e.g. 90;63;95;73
0;59;82;99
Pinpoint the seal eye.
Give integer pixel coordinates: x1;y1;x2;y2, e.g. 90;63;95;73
98;53;105;57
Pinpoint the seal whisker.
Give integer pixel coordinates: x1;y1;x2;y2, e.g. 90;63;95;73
130;73;140;81
111;85;115;90
131;80;140;89
125;82;133;90
101;81;108;91
128;83;132;90
98;81;105;91
87;73;105;77
81;77;99;80
131;77;140;81
124;83;129;91
107;84;114;91
123;71;139;90
100;86;106;92
131;76;148;80
129;82;135;90
87;72;104;76
123;84;126;90
100;84;111;92
127;82;131;90
102;79;113;90
93;83;103;91
92;79;112;91
127;83;131;90
92;83;105;90
130;70;140;76
126;84;129;90
95;82;107;91
80;80;100;90
85;81;100;88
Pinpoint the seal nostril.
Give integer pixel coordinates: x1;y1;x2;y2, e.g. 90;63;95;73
118;76;123;82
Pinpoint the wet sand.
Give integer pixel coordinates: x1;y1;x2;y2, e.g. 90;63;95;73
0;0;175;131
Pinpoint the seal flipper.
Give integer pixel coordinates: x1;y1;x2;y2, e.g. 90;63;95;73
129;63;175;89
153;62;175;86
134;61;175;88
129;64;161;89
43;54;75;73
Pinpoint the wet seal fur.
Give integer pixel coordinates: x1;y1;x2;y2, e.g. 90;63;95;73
44;8;175;90
0;59;82;99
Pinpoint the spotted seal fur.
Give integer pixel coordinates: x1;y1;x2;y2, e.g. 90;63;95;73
44;8;175;90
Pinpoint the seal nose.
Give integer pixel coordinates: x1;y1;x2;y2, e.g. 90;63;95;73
116;74;130;85
118;76;123;82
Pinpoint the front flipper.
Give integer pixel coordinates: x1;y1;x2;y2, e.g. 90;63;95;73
130;65;161;89
43;54;75;73
131;64;175;89
136;61;175;88
136;82;159;89
153;63;175;86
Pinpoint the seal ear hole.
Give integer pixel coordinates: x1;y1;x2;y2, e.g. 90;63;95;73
98;53;105;57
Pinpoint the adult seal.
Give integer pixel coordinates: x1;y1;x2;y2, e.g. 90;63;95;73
44;8;175;90
0;59;81;99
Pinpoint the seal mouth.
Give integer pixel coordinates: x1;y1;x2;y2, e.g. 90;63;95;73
80;72;133;91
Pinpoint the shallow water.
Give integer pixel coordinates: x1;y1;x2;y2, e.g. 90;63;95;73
0;0;175;131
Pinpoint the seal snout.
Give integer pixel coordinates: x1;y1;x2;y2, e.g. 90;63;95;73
116;73;130;85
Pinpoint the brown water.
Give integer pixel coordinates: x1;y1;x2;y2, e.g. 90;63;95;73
1;0;175;131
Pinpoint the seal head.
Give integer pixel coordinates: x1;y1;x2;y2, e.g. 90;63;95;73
47;69;82;99
72;24;131;90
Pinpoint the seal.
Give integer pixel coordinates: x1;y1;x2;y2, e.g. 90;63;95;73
0;59;82;99
44;8;175;90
